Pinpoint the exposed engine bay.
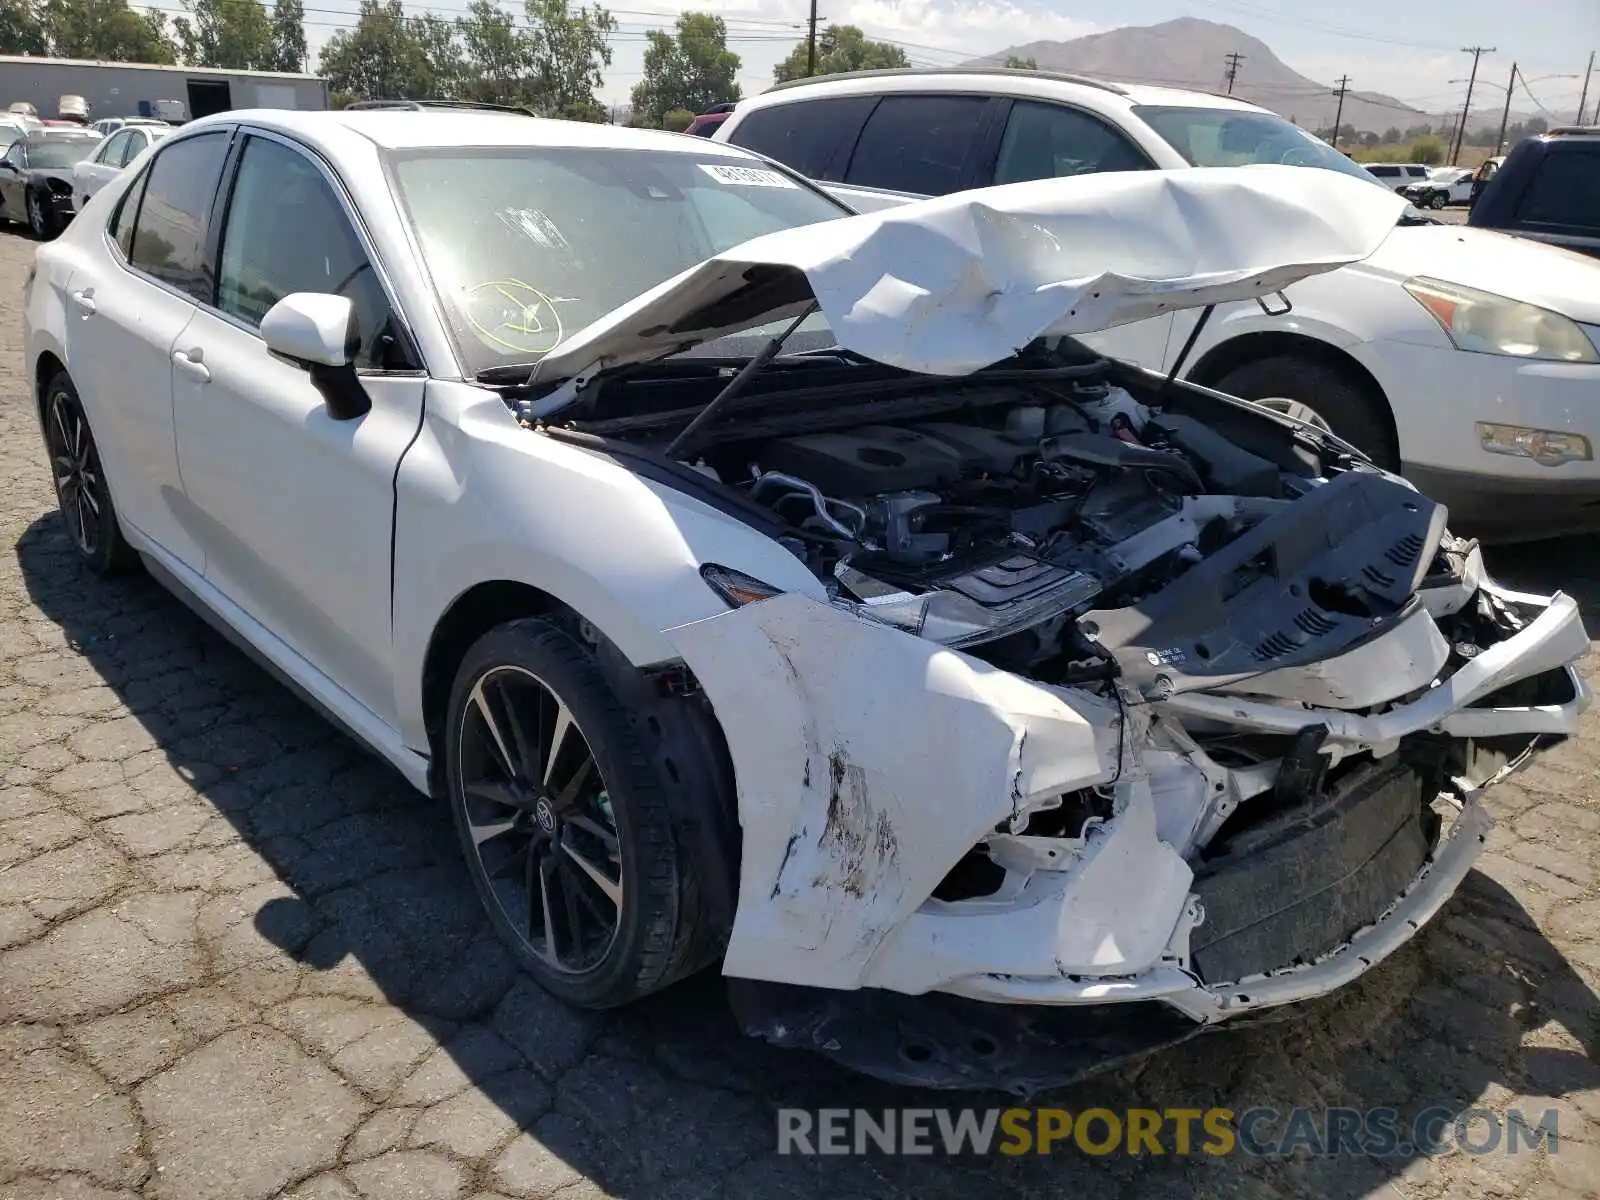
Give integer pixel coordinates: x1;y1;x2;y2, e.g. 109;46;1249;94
554;357;1449;699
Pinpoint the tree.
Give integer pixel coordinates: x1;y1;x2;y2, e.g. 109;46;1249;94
45;0;177;62
173;0;276;69
318;0;439;100
1404;122;1432;139
1410;135;1444;164
269;0;306;72
1525;116;1548;135
0;0;47;55
525;0;615;116
1381;126;1401;144
1358;130;1379;147
1004;55;1037;69
456;0;533;106
630;12;740;126
773;24;908;82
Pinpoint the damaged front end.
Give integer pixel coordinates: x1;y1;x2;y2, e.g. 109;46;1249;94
515;166;1588;1091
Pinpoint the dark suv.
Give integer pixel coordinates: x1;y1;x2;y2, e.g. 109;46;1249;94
1467;127;1600;258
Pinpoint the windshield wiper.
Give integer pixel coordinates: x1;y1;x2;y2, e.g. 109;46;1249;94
476;363;546;385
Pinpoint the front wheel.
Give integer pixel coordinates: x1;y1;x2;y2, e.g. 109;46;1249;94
445;618;712;1009
1214;354;1398;471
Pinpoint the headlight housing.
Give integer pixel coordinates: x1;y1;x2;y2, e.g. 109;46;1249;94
1403;277;1599;363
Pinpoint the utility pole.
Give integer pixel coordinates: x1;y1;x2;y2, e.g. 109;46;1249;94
806;0;820;77
1579;50;1594;124
1330;75;1350;149
1223;51;1246;94
1495;62;1517;154
1453;46;1495;164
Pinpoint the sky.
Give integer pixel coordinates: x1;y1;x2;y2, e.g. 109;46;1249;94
198;0;1600;117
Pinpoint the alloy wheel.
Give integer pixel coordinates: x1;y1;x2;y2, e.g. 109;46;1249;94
45;390;101;557
456;665;624;974
27;191;43;236
1252;396;1334;433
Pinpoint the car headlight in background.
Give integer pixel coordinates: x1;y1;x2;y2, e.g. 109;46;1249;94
1403;277;1599;363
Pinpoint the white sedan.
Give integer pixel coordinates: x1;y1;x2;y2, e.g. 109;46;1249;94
72;122;170;212
23;110;1589;1089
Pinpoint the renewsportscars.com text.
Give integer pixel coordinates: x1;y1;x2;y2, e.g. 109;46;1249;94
777;1107;1563;1158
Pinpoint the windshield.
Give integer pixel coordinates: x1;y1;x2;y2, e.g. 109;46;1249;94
1133;105;1387;187
27;137;98;168
388;146;850;375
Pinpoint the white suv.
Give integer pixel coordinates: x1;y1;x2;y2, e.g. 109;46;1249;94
1363;162;1432;192
716;69;1600;539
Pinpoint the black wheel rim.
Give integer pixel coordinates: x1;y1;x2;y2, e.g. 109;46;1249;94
46;391;100;557
457;665;623;974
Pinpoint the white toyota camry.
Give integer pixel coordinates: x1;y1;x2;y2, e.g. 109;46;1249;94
23;108;1590;1091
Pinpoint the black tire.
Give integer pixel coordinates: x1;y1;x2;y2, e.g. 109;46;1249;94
445;618;709;1009
26;188;55;239
1428;192;1446;210
42;372;139;575
1214;354;1398;470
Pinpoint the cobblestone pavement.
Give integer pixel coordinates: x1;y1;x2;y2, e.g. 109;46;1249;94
0;228;1596;1200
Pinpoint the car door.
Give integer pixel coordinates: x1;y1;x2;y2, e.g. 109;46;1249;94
0;140;26;215
65;130;232;574
172;130;426;724
78;129;133;205
979;98;1174;368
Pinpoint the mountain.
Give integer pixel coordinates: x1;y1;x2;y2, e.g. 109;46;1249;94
973;17;1429;136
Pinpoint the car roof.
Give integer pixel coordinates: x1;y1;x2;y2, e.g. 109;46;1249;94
742;67;1269;114
179;107;771;160
27;127;99;139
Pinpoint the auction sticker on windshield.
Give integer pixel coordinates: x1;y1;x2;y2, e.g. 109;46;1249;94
699;163;797;187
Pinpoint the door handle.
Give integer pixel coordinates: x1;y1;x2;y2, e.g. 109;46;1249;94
172;348;210;383
69;288;94;315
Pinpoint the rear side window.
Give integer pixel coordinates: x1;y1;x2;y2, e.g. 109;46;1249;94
127;131;229;302
723;96;876;180
109;165;150;260
97;130;134;165
994;100;1151;184
1368;165;1399;177
844;95;988;195
1514;147;1600;232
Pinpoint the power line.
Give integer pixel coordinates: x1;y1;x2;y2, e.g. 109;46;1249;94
1222;50;1245;94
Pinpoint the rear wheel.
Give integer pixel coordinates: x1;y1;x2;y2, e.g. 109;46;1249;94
445;618;710;1009
42;373;138;575
1428;191;1446;210
1214;354;1398;470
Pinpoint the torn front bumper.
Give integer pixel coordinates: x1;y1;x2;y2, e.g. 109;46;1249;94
666;551;1587;1087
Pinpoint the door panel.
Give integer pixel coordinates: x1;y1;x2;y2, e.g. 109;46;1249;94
171;131;421;724
173;314;422;720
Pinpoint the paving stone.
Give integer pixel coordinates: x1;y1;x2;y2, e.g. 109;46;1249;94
137;1026;364;1200
0;837;125;920
491;978;601;1079
345;1150;467;1200
409;1070;553;1162
0;807;90;867
0;893;201;1020
0;1048;143;1185
394;1024;524;1106
346;1107;420;1162
101;805;215;857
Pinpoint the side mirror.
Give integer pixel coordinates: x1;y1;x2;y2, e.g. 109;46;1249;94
261;293;370;421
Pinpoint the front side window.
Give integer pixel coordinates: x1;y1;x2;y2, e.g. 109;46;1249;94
722;96;876;180
389;146;849;375
98;131;134;165
216;135;397;368
994;100;1151;184
843;95;988;195
1135;105;1384;187
127;131;229;301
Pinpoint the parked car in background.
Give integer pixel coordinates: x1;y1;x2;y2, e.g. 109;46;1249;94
0;113;35;149
1402;166;1472;208
684;101;738;136
74;122;172;211
1362;162;1432;192
1468;127;1600;259
0;126;101;237
716;68;1600;539
21;108;1589;1091
89;116;171;138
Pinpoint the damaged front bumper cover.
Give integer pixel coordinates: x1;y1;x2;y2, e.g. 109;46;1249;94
666;560;1588;1093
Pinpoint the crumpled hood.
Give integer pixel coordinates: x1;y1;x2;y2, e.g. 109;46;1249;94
532;165;1405;384
1368;223;1600;325
26;166;73;187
